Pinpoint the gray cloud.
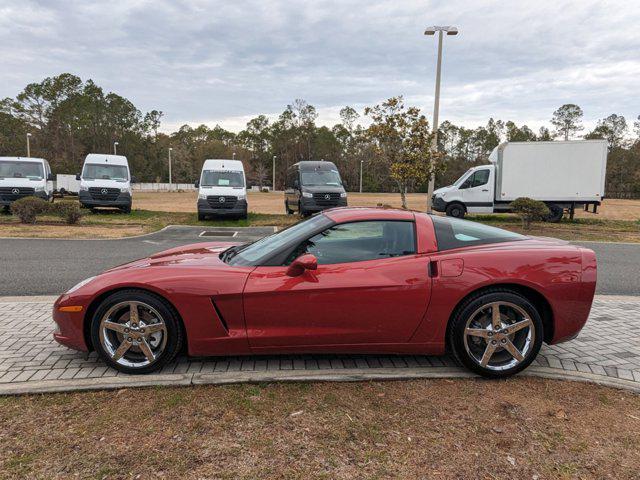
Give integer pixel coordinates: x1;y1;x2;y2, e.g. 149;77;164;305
1;0;639;132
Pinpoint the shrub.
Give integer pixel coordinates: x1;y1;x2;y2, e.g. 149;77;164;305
511;197;549;229
10;197;51;224
54;202;83;225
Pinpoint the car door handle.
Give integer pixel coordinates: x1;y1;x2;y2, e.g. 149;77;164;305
481;189;489;192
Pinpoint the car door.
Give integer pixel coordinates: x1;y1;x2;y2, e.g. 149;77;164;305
461;168;493;213
242;220;432;347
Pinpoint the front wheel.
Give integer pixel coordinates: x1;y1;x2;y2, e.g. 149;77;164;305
448;289;543;378
121;205;132;214
445;203;465;219
90;290;183;374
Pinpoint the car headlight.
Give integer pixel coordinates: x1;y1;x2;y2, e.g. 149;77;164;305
302;192;313;198
340;192;347;198
66;276;96;294
237;194;246;200
121;187;131;193
34;186;45;192
198;193;207;199
80;185;88;192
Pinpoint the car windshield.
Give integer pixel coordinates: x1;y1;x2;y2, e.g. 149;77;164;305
82;164;129;181
202;170;244;187
0;161;44;180
301;169;342;187
225;214;332;266
431;215;526;251
452;169;472;187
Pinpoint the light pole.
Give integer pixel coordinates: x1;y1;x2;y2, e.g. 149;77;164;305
272;155;276;191
113;141;119;155
26;133;32;157
424;25;458;213
359;160;364;193
168;148;173;191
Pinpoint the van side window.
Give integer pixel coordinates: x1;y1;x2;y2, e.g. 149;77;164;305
460;169;490;189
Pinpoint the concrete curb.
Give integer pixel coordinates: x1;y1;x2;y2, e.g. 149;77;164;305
2;366;639;397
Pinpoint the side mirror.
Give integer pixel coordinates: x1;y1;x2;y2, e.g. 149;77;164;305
286;254;318;277
75;173;81;181
293;179;299;189
47;173;54;181
194;180;200;188
130;176;137;184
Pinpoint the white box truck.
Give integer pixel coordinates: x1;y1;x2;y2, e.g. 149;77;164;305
55;174;81;195
432;140;608;222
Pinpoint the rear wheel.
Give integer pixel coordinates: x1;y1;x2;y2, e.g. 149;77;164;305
448;289;543;378
90;290;183;374
198;213;206;221
445;202;465;219
545;203;564;223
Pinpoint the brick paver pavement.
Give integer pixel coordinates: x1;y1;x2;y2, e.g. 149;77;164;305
1;296;639;395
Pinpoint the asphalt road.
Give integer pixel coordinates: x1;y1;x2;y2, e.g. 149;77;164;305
0;228;637;296
0;226;275;296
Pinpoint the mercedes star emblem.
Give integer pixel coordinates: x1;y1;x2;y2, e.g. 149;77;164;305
219;197;226;203
11;188;20;195
324;194;330;200
101;188;108;195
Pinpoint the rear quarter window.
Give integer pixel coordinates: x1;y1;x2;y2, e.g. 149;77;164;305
431;216;526;251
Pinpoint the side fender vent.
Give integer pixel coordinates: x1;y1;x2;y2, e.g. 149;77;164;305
210;298;229;334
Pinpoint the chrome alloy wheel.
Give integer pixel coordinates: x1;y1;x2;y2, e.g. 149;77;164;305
98;301;168;369
462;301;534;372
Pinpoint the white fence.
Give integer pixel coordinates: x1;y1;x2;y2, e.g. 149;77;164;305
132;183;196;191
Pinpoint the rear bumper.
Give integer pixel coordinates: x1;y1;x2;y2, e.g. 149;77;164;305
79;191;131;208
198;199;247;216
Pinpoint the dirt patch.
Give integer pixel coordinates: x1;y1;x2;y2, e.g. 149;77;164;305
1;377;639;479
0;223;146;238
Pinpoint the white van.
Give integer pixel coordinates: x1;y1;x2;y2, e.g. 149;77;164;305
77;154;133;213
0;156;54;211
195;159;247;220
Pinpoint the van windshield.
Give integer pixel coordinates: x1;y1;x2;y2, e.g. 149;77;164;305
453;169;473;187
202;170;244;187
82;164;129;181
301;169;342;187
0;161;44;180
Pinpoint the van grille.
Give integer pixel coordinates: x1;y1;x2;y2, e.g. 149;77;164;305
207;195;238;209
312;192;341;206
0;187;35;201
88;187;120;201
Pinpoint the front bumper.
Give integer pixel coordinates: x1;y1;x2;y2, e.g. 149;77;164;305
301;197;348;212
52;294;89;352
432;195;446;212
198;198;248;216
79;191;131;208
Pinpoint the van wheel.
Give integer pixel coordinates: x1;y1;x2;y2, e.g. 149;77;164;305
198;213;206;221
445;203;465;219
121;205;131;214
544;204;564;223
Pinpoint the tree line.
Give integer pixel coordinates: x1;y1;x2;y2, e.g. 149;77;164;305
2;74;640;198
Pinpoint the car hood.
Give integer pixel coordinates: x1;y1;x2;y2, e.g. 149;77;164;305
433;185;454;196
301;185;345;193
0;177;45;187
107;241;241;271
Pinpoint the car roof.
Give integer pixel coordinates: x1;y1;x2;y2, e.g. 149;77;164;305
0;156;47;163
324;207;416;223
84;154;129;166
292;161;338;171
202;159;244;170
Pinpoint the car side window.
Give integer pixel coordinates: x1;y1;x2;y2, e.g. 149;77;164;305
471;169;490;188
285;220;416;265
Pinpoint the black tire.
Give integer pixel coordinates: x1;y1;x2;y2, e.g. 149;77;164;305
299;202;307;218
90;289;183;374
445;202;466;219
544;203;564;223
448;289;543;378
285;201;293;215
198;213;206;221
121;205;132;214
2;205;9;214
240;211;248;220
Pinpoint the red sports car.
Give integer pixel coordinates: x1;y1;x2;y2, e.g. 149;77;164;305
53;207;596;378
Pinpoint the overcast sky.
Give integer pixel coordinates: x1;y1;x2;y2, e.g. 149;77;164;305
1;0;639;133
